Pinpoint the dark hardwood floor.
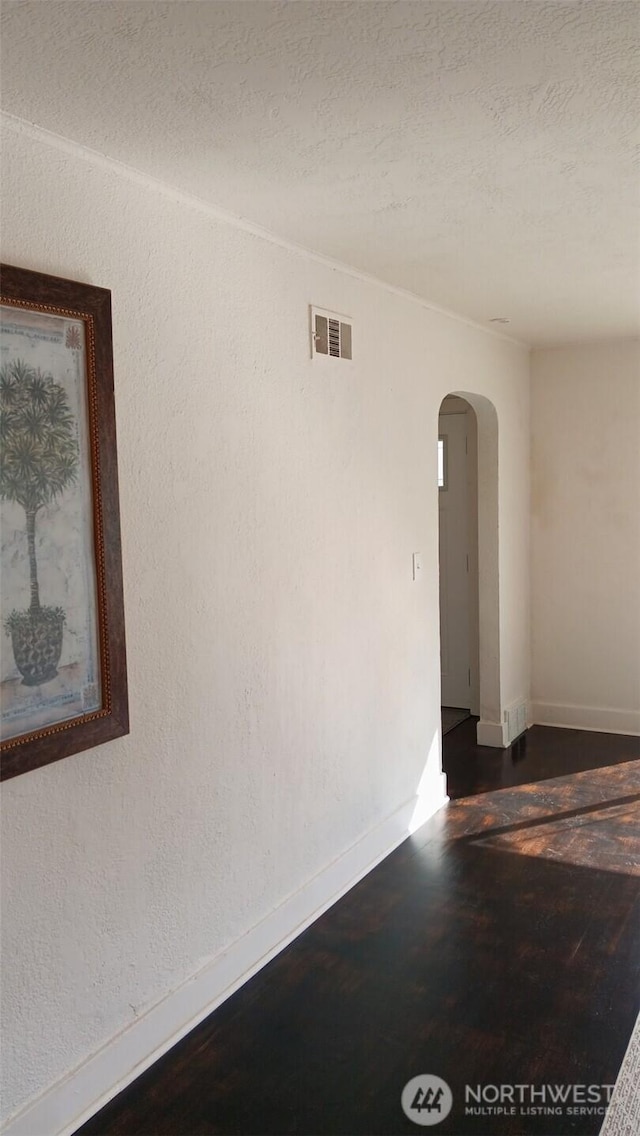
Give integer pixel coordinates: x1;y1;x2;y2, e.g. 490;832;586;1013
77;726;640;1136
443;716;640;799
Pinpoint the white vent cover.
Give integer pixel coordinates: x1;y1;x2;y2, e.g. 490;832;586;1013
504;701;528;745
310;306;352;361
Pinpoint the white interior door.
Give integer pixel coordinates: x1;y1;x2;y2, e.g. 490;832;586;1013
439;412;470;708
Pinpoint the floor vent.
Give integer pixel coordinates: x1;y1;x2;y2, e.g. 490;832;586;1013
504;701;527;745
310;306;352;361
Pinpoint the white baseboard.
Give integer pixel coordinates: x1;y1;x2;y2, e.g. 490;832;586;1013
531;701;640;737
3;786;448;1136
476;719;508;747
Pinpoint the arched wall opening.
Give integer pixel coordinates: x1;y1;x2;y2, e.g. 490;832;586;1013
438;391;502;747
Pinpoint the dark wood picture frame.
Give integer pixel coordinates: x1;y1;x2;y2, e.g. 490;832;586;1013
1;265;128;779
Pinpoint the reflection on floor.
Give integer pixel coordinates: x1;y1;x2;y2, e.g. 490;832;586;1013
482;799;640;877
431;759;640;878
77;730;640;1136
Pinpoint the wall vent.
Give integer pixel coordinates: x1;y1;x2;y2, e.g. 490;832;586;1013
310;306;353;361
504;701;528;745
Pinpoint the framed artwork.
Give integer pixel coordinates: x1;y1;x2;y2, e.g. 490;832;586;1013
0;264;128;780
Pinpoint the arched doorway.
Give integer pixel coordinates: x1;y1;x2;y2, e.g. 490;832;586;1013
438;392;502;746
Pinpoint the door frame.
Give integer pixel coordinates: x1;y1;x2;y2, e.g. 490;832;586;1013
438;406;474;710
438;391;503;747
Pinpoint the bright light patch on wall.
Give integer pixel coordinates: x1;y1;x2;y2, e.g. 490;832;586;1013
409;733;446;834
310;306;353;361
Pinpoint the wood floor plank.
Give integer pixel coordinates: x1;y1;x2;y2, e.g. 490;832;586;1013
76;728;640;1136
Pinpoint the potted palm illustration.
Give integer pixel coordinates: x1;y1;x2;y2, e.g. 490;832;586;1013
1;359;79;686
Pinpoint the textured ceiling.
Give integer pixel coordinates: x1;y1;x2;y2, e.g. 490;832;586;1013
2;0;639;345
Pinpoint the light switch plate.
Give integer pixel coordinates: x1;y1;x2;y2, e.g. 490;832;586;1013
413;553;422;580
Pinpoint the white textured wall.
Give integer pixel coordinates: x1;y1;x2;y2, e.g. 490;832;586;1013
0;121;529;1126
531;342;640;734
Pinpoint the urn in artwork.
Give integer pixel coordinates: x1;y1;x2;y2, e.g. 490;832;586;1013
6;607;65;686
